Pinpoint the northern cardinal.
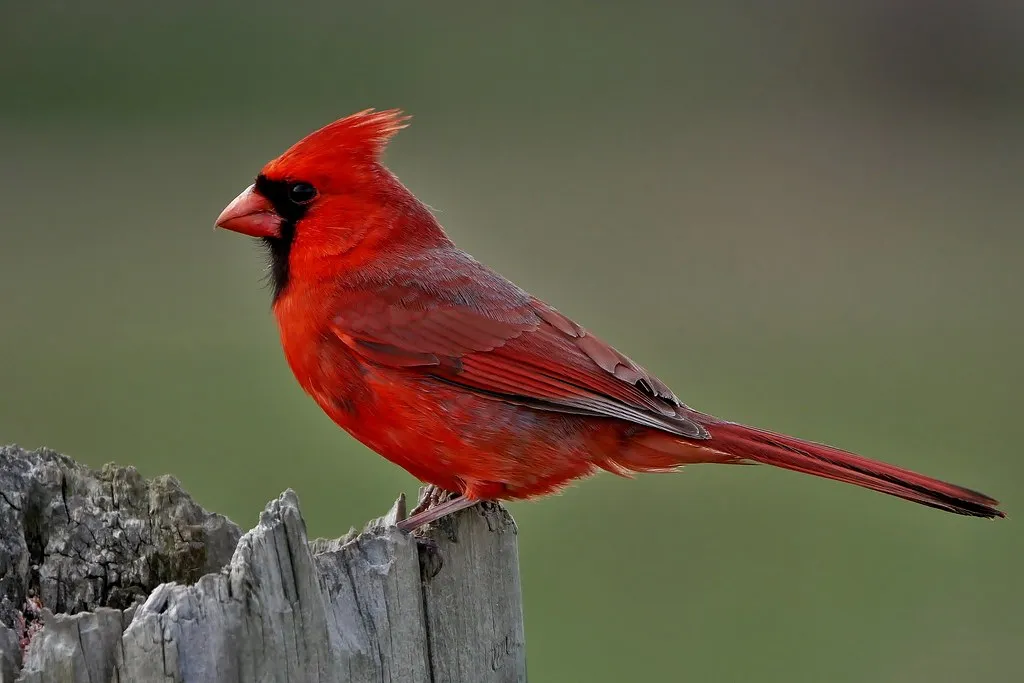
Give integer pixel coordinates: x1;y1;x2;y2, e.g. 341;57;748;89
216;109;1003;527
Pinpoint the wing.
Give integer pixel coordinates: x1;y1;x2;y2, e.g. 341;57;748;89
332;250;709;440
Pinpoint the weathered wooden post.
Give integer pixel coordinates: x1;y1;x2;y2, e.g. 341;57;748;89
0;445;526;682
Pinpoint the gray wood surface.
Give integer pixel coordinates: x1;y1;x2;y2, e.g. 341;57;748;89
0;446;526;682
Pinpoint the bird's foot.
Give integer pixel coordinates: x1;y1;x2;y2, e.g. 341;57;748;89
396;485;479;532
407;484;456;517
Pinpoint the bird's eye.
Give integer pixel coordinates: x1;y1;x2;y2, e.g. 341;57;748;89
287;182;317;204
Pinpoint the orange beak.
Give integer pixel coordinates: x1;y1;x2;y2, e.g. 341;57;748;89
215;184;282;238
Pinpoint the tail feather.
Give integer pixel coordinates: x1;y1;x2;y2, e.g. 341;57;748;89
706;421;1004;519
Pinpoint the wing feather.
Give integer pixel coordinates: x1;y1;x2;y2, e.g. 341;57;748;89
331;251;708;439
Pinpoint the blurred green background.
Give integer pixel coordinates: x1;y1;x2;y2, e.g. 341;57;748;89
2;2;1022;681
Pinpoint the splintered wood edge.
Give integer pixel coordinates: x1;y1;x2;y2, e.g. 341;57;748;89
13;472;524;682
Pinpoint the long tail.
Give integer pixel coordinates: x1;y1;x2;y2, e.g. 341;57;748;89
698;421;1004;518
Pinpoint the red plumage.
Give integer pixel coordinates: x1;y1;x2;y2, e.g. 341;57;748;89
216;109;1003;521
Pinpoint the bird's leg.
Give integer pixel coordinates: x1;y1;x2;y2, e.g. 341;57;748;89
397;487;479;531
406;484;453;518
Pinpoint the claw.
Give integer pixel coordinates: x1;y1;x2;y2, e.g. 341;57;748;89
396;492;479;531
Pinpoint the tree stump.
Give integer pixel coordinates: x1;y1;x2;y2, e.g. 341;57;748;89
0;445;526;682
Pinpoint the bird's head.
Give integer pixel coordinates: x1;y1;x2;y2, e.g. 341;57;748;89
216;109;442;299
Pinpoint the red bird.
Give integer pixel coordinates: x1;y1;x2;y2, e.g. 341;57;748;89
216;109;1003;527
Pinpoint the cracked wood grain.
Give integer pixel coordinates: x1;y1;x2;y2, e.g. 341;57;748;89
0;446;527;682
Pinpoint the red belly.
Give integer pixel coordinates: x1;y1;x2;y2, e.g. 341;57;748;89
289;336;711;500
312;364;609;499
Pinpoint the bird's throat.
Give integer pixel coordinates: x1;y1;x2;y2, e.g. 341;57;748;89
262;229;295;302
